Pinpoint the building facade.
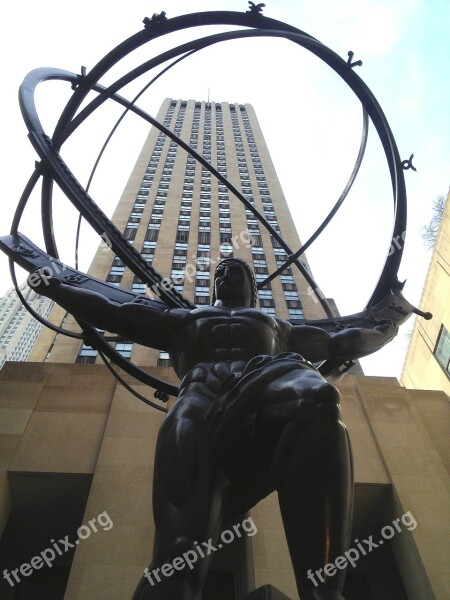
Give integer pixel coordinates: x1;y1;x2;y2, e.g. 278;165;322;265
401;191;450;396
29;99;326;369
0;281;53;370
0;100;448;600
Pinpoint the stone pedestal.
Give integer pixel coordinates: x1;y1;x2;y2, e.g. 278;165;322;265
238;584;292;599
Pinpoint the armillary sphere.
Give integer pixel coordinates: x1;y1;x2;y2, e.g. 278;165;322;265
0;4;430;412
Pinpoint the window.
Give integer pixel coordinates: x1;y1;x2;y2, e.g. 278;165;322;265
106;274;122;283
199;232;211;244
145;229;159;242
157;350;172;368
434;325;450;377
195;287;210;296
115;342;133;359
124;227;137;241
251;234;263;246
284;291;299;299
286;299;302;308
132;283;146;294
142;241;156;250
196;256;211;270
196;276;210;286
75;344;97;364
173;255;187;264
289;308;304;319
259;299;275;308
171;270;185;283
276;262;292;274
258;290;273;299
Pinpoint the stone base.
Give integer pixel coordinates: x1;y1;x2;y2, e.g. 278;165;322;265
238;584;292;600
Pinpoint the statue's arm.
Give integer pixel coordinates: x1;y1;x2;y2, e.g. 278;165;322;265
284;324;332;362
33;277;179;349
286;320;398;362
327;320;398;361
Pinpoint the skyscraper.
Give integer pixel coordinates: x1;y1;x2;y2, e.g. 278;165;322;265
29;98;327;369
0;281;53;370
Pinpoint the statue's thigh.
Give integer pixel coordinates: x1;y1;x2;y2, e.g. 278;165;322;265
262;368;327;403
255;372;341;453
221;422;274;526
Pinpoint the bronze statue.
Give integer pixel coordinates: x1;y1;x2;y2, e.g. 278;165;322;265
24;256;403;600
0;5;432;598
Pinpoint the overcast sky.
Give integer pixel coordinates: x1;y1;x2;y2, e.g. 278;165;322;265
0;0;448;377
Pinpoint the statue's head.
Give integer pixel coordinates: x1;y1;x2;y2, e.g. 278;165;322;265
212;258;257;309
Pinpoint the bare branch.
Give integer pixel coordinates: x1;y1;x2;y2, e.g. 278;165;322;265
421;195;446;250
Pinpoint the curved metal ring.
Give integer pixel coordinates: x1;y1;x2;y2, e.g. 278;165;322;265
10;9;407;400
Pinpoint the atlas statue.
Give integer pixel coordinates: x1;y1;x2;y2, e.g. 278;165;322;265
13;254;410;600
0;6;432;600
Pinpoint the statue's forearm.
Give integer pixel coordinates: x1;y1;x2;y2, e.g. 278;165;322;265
287;325;331;362
287;320;398;363
328;321;398;361
31;277;174;348
35;279;121;331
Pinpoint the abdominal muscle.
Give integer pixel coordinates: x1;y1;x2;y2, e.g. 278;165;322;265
172;309;285;379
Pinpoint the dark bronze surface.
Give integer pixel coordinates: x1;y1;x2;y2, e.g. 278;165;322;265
0;6;433;599
0;245;417;599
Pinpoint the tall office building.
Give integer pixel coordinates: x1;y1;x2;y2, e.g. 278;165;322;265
29;98;326;369
0;281;53;370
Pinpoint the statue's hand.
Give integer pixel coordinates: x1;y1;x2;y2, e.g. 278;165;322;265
28;271;61;294
329;319;397;361
374;319;396;334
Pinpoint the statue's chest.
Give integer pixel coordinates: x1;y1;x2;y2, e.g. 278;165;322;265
211;320;248;346
178;309;280;362
203;315;277;360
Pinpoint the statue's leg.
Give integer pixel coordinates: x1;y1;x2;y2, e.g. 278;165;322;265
133;389;227;600
258;370;353;600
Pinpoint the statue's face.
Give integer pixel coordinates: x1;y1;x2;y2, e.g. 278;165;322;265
214;261;253;308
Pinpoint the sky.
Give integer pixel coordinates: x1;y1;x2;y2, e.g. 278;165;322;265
0;0;449;378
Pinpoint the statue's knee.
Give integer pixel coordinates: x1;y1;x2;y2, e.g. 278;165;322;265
314;381;341;421
165;537;197;575
169;536;195;558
